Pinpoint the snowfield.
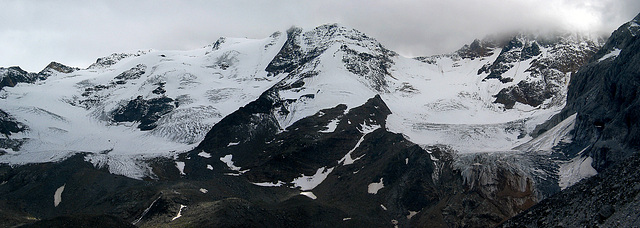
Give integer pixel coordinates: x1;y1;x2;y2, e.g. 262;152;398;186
0;33;287;177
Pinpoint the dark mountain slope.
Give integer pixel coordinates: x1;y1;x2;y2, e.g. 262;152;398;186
188;93;545;227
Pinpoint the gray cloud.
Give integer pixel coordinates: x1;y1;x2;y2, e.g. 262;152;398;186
1;0;639;72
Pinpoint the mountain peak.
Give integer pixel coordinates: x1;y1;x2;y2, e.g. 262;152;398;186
0;66;39;90
39;61;77;75
266;23;396;85
591;13;640;61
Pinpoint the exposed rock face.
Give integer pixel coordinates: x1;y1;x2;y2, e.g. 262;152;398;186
1;62;77;91
479;34;543;83
265;27;310;75
0;109;26;137
494;80;551;108
112;96;177;130
38;61;78;77
341;44;395;92
114;64;147;82
0;66;40;90
0;109;27;152
194;89;282;153
88;51;149;69
457;39;498;60
490;34;602;108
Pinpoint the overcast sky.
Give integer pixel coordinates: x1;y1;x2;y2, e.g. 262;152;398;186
2;0;639;72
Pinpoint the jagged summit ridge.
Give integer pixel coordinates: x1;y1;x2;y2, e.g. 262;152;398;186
417;32;603;109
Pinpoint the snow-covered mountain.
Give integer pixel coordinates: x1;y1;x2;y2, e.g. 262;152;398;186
2;18;634;227
0;33;289;177
0;24;602;169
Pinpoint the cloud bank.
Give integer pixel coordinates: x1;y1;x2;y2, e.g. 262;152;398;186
1;0;639;71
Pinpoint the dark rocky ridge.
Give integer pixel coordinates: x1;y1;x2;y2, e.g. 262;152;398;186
1;62;77;91
490;34;602;108
0;109;28;152
192;93;548;227
457;39;498;60
0;67;40;91
0;109;27;137
265;27;309;75
480;35;543;83
38;62;79;77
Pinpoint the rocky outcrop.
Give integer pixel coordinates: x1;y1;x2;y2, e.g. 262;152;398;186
265;27;311;75
112;96;177;131
88;51;149;69
0;109;28;151
0;109;26;137
0;66;39;91
341;44;395;92
457;39;498;60
493;34;603;108
38;61;78;78
114;64;147;82
479;35;543;83
1;62;77;91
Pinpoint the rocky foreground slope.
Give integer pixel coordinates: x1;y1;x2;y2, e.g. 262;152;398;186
1;13;638;227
